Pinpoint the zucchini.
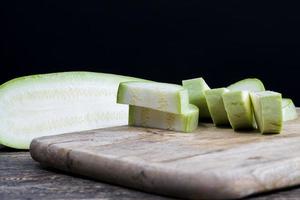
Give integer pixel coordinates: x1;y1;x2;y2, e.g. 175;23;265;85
250;91;282;134
117;81;189;114
129;105;199;132
0;72;143;149
182;77;211;119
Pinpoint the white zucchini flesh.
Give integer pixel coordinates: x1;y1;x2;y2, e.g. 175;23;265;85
250;91;282;134
129;104;199;132
222;91;255;130
282;98;298;121
228;78;265;92
117;81;189;114
205;88;230;126
0;72;143;149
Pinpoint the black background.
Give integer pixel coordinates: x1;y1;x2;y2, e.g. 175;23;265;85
1;1;300;104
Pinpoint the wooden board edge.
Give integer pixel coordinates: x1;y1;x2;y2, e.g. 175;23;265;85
30;138;244;200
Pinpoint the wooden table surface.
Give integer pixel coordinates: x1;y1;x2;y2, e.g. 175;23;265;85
1;148;300;199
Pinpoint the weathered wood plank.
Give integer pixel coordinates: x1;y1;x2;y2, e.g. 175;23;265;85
0;150;172;200
29;110;300;200
2;150;300;199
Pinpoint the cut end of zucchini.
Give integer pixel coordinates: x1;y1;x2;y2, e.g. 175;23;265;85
205;88;230;126
223;91;255;130
250;91;282;134
228;78;265;92
129;104;199;132
182;77;211;119
117;81;189;114
282;98;298;121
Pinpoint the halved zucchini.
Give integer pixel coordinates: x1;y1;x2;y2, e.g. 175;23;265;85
0;72;143;149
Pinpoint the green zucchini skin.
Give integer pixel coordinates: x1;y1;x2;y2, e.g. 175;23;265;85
182;77;211;120
228;78;265;92
282;98;298;121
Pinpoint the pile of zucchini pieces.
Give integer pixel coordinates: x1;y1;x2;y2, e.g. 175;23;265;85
117;78;297;134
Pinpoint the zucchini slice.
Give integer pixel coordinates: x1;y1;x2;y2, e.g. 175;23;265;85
129;104;199;132
282;98;298;121
205;88;230;126
228;78;265;92
117;81;189;114
250;91;282;134
182;77;211;119
223;91;255;130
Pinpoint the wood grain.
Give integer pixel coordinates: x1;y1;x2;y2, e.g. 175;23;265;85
0;150;172;200
4;150;300;200
30;110;300;200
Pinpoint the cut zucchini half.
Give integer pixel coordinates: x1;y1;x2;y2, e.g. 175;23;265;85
182;77;211;119
282;98;298;121
0;72;143;149
228;78;265;92
129;104;199;132
223;91;255;130
117;81;189;114
205;88;230;126
250;91;282;134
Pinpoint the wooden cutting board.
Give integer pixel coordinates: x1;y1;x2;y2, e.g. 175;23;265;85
30;110;300;200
